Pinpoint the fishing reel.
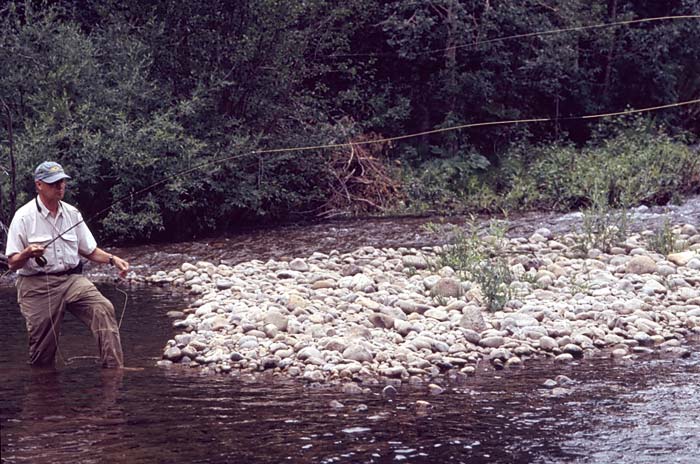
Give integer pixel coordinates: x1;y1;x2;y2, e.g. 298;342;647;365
35;255;48;267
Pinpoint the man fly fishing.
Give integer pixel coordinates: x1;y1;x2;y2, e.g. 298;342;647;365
5;161;130;368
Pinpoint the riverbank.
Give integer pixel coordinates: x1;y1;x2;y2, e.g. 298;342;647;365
145;220;700;384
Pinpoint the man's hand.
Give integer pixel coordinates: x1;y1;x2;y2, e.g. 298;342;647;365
112;256;129;279
84;248;131;279
7;244;45;271
25;244;45;258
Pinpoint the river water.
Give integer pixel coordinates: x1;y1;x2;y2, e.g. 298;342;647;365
1;197;699;463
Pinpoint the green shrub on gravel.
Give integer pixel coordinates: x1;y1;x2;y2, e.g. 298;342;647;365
426;218;514;312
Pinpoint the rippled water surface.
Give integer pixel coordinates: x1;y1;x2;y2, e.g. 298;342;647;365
1;285;699;463
2;196;700;462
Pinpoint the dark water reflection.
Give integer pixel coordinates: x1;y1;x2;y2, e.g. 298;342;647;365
1;285;699;463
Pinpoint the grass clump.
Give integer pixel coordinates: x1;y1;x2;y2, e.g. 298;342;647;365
645;218;682;255
426;218;514;312
575;186;630;254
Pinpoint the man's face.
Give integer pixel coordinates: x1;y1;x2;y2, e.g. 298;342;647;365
36;179;67;201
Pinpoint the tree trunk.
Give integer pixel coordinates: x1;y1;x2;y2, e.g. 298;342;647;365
602;0;618;103
1;97;17;219
445;0;458;156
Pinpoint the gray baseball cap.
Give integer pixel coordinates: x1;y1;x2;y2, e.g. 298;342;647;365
34;161;71;183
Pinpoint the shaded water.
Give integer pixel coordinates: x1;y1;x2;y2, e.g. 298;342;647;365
1;285;699;463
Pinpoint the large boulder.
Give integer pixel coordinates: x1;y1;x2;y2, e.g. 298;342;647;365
342;344;373;363
431;278;462;298
625;255;657;275
459;306;486;332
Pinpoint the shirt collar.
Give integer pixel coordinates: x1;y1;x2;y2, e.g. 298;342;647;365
36;196;63;219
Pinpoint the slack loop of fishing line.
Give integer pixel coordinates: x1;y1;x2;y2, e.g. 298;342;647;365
31;95;700;252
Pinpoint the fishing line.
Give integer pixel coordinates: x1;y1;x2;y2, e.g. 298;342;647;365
44;276;128;367
45;272;69;366
2;13;695;369
1;96;698;268
330;14;700;58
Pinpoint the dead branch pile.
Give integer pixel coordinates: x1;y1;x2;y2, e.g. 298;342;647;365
320;134;403;218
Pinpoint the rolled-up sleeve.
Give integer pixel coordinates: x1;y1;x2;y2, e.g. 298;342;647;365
5;215;27;257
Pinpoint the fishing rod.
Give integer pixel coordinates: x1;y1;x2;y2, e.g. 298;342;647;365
23;95;700;270
31;150;256;267
11;12;700;269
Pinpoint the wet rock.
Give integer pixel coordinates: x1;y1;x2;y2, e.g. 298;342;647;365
415;400;433;413
505;357;522;368
329;400;345;409
261;357;279;369
428;383;444;395
562;344;583;358
633;332;653;346
382;385;398;398
341;383;364;395
550;387;571;397
542;379;557;389
163;347;182;361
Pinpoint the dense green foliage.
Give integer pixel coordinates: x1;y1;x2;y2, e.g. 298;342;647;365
1;0;699;244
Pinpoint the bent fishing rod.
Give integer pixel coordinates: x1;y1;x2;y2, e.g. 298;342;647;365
31;150;259;267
